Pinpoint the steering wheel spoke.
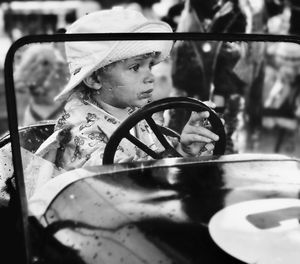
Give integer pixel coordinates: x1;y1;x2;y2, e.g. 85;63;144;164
145;116;178;151
125;133;161;159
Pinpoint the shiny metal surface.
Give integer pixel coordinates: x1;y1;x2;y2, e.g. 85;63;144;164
29;154;300;264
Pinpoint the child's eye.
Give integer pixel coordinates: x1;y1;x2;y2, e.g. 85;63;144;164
149;61;154;70
130;64;140;72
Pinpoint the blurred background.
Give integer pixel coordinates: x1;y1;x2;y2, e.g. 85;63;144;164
1;0;300;158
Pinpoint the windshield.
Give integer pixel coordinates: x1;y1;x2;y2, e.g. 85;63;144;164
2;36;300;194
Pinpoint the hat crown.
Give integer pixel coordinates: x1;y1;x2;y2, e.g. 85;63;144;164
65;9;169;71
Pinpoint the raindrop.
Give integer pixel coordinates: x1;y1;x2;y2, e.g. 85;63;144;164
48;214;55;219
202;42;212;53
167;213;174;218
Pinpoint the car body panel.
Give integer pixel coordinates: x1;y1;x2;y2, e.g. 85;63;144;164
28;154;300;263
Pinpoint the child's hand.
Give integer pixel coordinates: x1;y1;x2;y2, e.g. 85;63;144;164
178;111;219;157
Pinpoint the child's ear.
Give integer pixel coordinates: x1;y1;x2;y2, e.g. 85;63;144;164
83;75;102;90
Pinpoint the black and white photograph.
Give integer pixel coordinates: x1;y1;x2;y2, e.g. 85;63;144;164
0;1;300;263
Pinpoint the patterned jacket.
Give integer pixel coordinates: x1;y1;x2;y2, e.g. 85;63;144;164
36;91;166;171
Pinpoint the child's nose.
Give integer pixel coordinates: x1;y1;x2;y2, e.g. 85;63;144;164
144;71;154;84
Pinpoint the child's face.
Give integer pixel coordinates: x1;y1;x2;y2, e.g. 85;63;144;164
98;54;156;108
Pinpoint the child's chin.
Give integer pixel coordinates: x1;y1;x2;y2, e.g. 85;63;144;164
135;99;151;108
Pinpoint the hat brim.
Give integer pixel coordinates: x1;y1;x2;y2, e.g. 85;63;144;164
55;21;173;101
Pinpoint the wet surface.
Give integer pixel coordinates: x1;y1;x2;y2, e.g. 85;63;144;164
30;155;300;264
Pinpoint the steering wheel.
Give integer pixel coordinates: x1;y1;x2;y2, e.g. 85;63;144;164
103;97;226;164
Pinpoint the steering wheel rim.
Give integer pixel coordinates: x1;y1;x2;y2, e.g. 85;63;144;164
103;97;226;164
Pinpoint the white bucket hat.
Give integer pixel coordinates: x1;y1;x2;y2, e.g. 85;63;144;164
55;8;173;101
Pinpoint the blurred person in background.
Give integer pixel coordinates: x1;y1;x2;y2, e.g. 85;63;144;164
161;1;184;31
169;0;286;154
267;1;290;34
170;0;249;154
261;42;300;156
14;44;69;126
264;42;300;125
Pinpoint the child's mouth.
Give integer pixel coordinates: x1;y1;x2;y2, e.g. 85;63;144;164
139;89;153;99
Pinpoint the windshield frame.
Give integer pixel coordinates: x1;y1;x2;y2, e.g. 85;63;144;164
4;32;300;263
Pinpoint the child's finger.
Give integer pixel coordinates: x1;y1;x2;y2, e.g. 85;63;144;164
181;133;218;149
188;111;209;125
184;134;213;144
184;126;219;142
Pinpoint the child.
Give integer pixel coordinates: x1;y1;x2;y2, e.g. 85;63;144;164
14;44;68;126
36;8;219;170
